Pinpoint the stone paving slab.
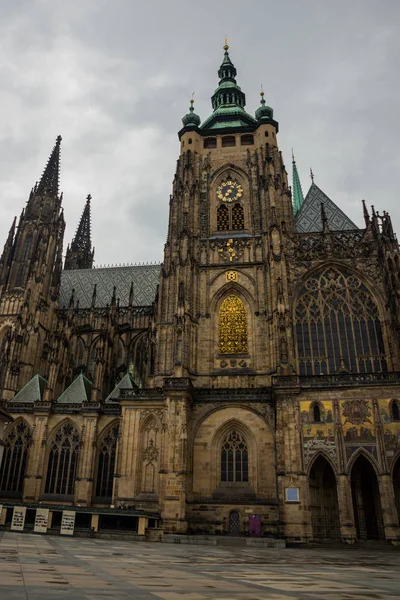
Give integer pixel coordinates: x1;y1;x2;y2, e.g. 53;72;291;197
0;532;400;599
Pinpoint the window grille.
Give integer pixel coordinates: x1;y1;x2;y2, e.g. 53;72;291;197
218;294;248;354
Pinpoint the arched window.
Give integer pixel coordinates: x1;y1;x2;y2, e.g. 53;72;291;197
204;137;217;149
44;422;80;496
21;233;33;261
219;295;248;354
232;203;244;230
222;136;236;147
88;341;98;379
221;430;248;482
392;400;400;422
95;423;119;500
117;339;125;367
128;335;147;387
0;420;32;495
15;264;26;287
241;134;254;146
295;268;387;375
313;404;321;422
0;328;11;386
74;338;85;369
217;204;229;231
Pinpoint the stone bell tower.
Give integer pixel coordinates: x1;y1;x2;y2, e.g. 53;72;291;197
154;41;294;388
0;136;65;399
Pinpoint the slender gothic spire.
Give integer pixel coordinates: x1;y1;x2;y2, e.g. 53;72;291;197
64;194;95;270
36;135;62;196
292;150;304;216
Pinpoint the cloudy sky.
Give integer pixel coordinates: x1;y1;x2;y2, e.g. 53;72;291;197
0;0;398;265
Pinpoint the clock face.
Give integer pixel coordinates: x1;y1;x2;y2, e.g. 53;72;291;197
216;180;243;203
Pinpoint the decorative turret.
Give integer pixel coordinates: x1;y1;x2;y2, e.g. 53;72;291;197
291;150;304;215
255;90;274;121
181;98;201;128
64;194;95;270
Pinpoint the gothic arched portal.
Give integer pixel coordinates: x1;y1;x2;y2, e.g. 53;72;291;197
308;455;340;539
350;454;384;540
294;267;387;375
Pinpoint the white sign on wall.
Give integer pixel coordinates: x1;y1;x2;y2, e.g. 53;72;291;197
11;506;26;531
34;508;49;534
60;510;75;535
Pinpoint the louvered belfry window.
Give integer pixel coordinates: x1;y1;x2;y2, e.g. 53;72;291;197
295;268;387;375
217;203;244;231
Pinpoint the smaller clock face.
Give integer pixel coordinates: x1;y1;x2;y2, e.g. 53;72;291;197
216;180;243;203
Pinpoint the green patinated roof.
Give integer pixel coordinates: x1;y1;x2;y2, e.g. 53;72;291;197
105;372;136;403
9;374;47;404
56;372;92;404
292;153;304;215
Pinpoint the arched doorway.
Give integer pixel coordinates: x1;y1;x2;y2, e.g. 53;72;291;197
351;455;384;540
309;456;340;539
229;510;241;535
393;456;400;525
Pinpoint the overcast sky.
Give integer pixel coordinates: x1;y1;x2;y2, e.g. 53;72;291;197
0;0;399;265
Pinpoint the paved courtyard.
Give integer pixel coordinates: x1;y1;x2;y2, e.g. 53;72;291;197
0;532;400;600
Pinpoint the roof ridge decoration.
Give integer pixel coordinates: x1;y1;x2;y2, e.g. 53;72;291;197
9;373;48;404
64;194;95;270
295;182;358;233
56;372;92;404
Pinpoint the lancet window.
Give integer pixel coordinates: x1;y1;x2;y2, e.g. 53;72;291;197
44;422;80;496
221;430;248;483
0;421;32;495
95;424;119;500
218;294;248;354
217;203;244;231
295;268;387;376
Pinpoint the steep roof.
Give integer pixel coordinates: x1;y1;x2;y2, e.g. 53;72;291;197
56;372;92;404
105;372;136;403
295;183;358;233
59;264;161;309
9;374;47;404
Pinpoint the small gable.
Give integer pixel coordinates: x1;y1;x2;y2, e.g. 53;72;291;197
57;372;92;404
105;372;136;403
9;374;47;404
295;183;358;233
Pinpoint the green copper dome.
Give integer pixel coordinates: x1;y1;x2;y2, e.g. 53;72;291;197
255;91;274;121
182;99;201;127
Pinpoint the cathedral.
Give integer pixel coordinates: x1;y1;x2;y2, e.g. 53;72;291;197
0;43;400;543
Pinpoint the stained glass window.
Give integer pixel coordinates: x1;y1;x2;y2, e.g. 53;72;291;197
295;268;387;375
221;430;248;482
44;422;80;496
0;421;32;495
95;424;119;500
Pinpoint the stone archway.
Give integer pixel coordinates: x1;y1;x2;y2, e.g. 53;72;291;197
393;456;400;525
351;454;384;540
309;455;340;539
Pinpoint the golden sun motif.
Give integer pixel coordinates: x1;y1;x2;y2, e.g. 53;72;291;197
216;180;243;203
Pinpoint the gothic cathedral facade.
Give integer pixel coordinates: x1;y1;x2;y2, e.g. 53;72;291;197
1;45;400;543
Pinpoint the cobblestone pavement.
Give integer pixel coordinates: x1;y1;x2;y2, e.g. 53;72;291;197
0;532;400;600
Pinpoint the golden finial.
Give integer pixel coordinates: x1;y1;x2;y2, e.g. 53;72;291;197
260;83;264;98
224;35;229;51
292;148;295;161
190;91;195;106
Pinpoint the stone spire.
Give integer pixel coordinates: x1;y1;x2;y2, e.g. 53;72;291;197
291;150;304;216
64;194;95;270
36;135;62;196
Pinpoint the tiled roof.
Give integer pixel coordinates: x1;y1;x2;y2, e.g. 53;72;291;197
9;374;47;404
295;183;358;233
105;372;136;403
59;264;161;309
56;372;92;404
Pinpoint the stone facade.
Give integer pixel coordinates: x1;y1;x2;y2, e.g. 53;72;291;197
1;46;400;542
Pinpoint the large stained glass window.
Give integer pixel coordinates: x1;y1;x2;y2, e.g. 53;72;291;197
45;422;80;496
0;420;32;495
221;430;248;483
295;268;387;375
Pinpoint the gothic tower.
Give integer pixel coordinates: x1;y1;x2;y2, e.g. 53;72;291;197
154;41;294;388
64;194;94;270
0;136;65;399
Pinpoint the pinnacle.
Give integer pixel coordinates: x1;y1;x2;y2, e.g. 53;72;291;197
36;135;62;196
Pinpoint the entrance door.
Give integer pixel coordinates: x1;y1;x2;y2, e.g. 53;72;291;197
309;456;340;539
229;510;240;535
351;455;384;540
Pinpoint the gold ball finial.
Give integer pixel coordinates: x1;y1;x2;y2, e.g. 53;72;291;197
224;35;229;51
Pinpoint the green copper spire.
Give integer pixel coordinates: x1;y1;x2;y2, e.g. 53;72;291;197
292;150;304;215
182;97;201;128
200;41;257;132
